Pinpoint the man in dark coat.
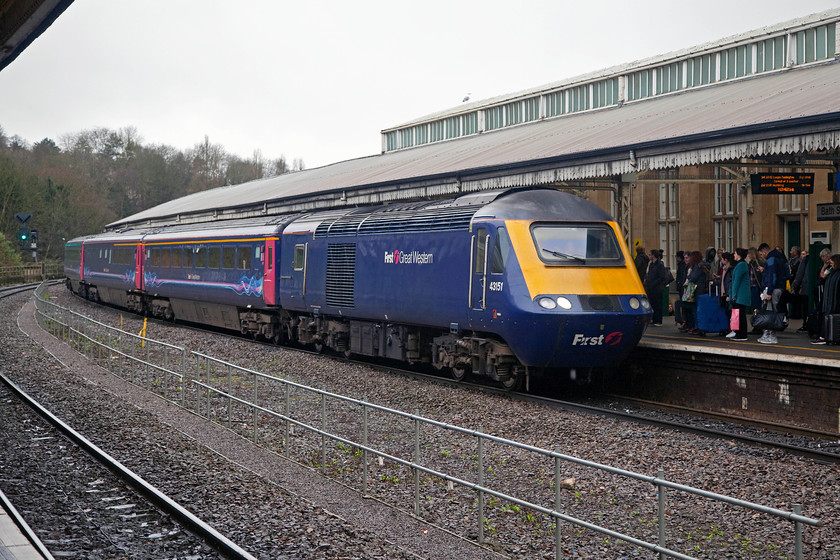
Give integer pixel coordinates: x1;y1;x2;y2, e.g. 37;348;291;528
634;246;649;281
643;249;670;326
757;242;790;344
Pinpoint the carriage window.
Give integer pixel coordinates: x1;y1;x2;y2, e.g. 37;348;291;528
267;246;273;270
293;244;305;270
151;249;161;267
222;246;236;269
208;247;221;268
171;248;183;268
195;247;207;268
491;227;511;274
161;248;171;267
473;228;487;274
238;246;252;269
531;224;623;265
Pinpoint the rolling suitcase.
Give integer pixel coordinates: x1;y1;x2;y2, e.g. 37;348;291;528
696;291;729;333
823;314;840;343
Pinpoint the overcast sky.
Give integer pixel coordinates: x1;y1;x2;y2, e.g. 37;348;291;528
1;0;838;169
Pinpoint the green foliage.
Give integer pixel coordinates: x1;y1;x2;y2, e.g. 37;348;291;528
0;232;23;267
0;124;304;261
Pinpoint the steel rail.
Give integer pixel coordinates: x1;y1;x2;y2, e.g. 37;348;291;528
0;487;56;560
0;373;258;560
65;287;840;463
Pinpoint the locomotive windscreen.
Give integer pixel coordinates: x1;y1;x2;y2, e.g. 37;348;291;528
531;224;623;265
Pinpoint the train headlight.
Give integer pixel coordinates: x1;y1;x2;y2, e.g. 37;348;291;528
556;297;572;310
629;297;641;309
537;296;557;310
640;297;651;309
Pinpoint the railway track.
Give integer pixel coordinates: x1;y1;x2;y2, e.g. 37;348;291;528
15;283;837;558
0;372;257;560
370;363;840;464
63;284;840;466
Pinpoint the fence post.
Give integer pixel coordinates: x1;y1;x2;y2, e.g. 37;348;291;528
227;363;232;429
181;348;187;406
555;446;562;558
794;503;803;560
321;392;327;474
253;372;259;443
362;402;369;496
478;426;484;545
414;410;420;517
658;469;666;560
284;383;291;456
206;357;211;419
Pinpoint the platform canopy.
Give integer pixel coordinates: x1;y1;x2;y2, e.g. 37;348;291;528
109;56;840;230
0;0;73;72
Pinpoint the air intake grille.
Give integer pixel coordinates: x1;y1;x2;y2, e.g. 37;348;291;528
313;204;481;238
358;207;477;235
326;243;355;308
580;295;622;312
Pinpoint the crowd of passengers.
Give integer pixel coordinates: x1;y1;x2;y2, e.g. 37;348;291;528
634;243;840;345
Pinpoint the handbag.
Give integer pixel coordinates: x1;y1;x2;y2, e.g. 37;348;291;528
751;302;787;331
681;281;697;302
729;308;739;331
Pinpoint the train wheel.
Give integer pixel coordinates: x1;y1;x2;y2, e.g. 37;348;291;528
496;364;523;392
450;366;469;382
499;373;523;392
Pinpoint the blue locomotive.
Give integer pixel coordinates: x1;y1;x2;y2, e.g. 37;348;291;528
66;188;651;389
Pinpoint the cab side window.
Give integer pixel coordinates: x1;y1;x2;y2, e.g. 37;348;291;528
293;244;305;270
474;228;487;274
491;227;510;274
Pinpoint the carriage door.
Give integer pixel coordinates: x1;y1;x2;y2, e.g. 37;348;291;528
279;234;309;309
469;227;491;316
263;238;277;305
135;243;144;289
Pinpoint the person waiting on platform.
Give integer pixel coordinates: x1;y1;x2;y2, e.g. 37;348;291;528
673;251;689;327
728;248;751;341
757;243;789;345
811;253;840;345
634;246;649;281
792;249;810;332
680;251;710;335
643;249;670;326
711;251;734;329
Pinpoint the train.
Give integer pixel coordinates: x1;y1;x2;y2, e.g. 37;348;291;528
65;187;652;390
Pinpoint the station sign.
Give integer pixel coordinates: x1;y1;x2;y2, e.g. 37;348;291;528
750;173;814;195
816;203;840;221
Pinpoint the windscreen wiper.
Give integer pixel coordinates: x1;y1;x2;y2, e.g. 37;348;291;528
542;248;585;262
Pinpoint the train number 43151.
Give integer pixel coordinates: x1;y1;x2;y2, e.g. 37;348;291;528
488;281;504;292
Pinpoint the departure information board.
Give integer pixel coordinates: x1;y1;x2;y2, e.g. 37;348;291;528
750;173;814;194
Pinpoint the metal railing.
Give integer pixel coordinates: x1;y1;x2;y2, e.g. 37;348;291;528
32;282;823;559
34;284;186;402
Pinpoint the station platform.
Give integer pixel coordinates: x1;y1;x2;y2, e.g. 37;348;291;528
639;318;840;369
0;490;52;560
617;314;840;436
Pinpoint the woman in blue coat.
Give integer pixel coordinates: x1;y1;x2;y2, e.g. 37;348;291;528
728;248;752;341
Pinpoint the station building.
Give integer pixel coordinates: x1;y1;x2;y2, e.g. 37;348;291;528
379;9;840;269
111;10;840;278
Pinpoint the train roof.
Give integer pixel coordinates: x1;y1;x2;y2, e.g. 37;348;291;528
141;215;297;243
477;189;612;222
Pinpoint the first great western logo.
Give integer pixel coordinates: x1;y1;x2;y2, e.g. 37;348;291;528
384;250;434;264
